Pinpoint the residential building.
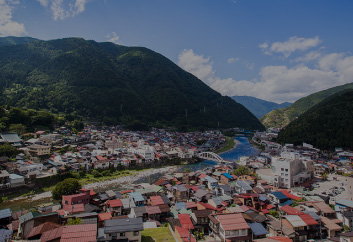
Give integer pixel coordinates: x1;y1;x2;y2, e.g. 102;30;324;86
102;217;143;242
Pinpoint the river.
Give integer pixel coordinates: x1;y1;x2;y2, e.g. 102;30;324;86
133;135;259;184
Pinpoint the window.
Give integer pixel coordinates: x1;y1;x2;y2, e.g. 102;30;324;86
281;168;284;171
133;231;139;236
120;232;125;237
285;169;288;172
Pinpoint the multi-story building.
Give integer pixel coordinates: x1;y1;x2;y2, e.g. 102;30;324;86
272;152;314;188
27;145;51;156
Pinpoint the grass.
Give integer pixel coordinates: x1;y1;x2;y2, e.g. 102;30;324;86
216;136;235;154
142;227;174;242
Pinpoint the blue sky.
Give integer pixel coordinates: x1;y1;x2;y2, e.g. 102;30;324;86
1;0;353;103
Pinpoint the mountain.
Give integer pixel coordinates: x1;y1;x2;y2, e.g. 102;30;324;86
277;90;353;151
0;36;37;47
261;82;353;128
231;96;291;119
0;37;264;131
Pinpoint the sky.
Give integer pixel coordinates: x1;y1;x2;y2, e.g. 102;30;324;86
1;0;353;103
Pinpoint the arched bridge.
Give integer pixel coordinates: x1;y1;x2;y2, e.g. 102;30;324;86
197;152;231;163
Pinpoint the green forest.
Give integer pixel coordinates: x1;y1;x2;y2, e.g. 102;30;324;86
0;37;264;131
277;90;353;151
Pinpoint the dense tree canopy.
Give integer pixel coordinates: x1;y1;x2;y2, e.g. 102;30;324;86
277;90;353;151
52;178;82;200
0;37;264;131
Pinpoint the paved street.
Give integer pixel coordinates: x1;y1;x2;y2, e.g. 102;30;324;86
312;174;351;202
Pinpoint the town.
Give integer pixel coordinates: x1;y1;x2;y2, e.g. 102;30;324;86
0;126;353;242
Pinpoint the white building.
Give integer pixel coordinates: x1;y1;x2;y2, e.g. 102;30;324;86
128;140;155;160
272;152;314;188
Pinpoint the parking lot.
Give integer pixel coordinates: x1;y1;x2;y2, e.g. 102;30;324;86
312;174;351;202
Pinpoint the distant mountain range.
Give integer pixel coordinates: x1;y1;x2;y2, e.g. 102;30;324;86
277;89;353;150
231;96;292;119
261;82;353;128
0;36;264;131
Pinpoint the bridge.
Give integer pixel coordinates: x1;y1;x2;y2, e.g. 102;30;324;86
197;152;232;164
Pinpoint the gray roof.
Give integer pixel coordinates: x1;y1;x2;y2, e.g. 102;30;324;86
0;209;11;219
121;198;136;209
133;207;147;217
1;133;22;143
0;229;13;241
104;217;143;233
236;180;253;191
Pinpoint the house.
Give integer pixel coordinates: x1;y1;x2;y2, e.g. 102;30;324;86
175;226;196;242
131;207;148;222
105;199;123;216
9;174;25;188
62;191;90;211
220;173;234;185
0;209;11;226
236;180;253;194
281;215;308;242
337;211;353;231
191;209;212;234
121;198;136;215
248;223;268;239
267;220;296;241
130;192;146;207
60;223;97;242
178;213;194;230
0;170;10;189
145;206;162;221
268;191;292;206
209;213;251;241
102;217;143;242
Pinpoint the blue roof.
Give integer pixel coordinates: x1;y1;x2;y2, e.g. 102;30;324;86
259;195;268;202
248;223;268;236
130;192;145;202
272;191;288;200
175;202;186;210
0;209;11;219
280;200;293;206
222;173;233;179
212;197;223;206
336;199;353;208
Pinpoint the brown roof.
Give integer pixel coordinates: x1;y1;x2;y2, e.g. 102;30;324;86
268;220;295;236
193;209;212;218
27;222;61;239
159;204;171;213
312;202;335;214
40;227;64;242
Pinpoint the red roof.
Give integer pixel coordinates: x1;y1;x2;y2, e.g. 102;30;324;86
107;199;123;207
27;222;61;239
217;213;250;231
41;227;64;242
150;196;164;206
63;203;85;214
60;224;97;242
299;214;319;226
268;236;293;242
199;173;207;178
280;205;304;215
145;206;162;215
185;202;197;209
96;156;105;161
263;204;275;210
175;226;196;242
260;209;270;214
279;190;301;201
98;212;112;221
178;214;194;230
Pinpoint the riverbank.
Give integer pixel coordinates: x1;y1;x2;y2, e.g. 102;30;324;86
216;136;237;154
0;165;180;211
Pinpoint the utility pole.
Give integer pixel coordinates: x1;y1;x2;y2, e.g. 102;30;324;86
185;109;188;119
120;104;123;113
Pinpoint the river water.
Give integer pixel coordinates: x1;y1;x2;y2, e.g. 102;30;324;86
133;135;259;184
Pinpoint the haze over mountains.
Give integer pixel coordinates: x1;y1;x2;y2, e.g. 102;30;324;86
0;37;264;131
231;96;292;119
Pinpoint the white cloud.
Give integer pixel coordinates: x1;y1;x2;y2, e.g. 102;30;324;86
0;0;26;36
260;36;322;58
178;48;353;103
36;0;48;7
38;0;89;20
106;32;121;44
227;57;239;64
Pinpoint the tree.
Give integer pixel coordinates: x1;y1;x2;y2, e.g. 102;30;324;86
322;173;328;180
184;168;191;173
233;166;250;176
193;231;205;241
9;123;27;135
269;210;279;218
52;178;81;200
67;218;82;225
0;143;19;157
92;169;102;178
